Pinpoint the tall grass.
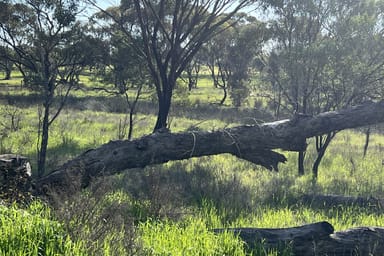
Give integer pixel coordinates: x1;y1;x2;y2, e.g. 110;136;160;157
0;201;85;256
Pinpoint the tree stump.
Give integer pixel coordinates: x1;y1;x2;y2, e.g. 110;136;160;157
0;154;32;203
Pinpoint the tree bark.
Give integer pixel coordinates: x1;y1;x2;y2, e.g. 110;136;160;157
213;221;384;256
0;154;32;203
312;132;336;179
154;87;173;131
363;127;371;157
298;151;305;176
37;100;50;178
36;100;384;194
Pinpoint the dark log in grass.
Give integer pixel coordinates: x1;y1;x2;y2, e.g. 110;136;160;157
0;154;32;203
300;194;384;209
213;221;384;255
36;100;384;193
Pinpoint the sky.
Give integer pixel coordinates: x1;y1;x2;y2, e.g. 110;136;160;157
88;1;271;21
94;0;119;9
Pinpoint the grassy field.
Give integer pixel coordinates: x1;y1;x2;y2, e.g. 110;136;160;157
1;72;384;255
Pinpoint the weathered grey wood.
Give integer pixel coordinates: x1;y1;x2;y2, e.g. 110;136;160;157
213;221;334;253
213;222;384;255
0;154;30;170
0;154;32;203
326;227;384;255
36;100;384;193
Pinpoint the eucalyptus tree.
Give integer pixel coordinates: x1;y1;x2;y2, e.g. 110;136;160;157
227;18;268;107
183;53;202;91
306;0;384;177
262;0;384;178
309;0;384;177
262;0;330;176
203;15;268;106
0;0;94;176
89;7;150;141
202;24;233;105
99;0;254;131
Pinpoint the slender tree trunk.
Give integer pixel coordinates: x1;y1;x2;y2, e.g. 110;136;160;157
219;86;227;105
363;127;370;157
298;151;305;176
275;89;281;120
4;62;11;80
312;133;336;179
4;69;11;80
297;95;309;176
37;102;50;178
128;109;134;140
186;67;198;91
124;90;141;141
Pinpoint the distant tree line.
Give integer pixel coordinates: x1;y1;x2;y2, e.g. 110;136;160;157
1;0;384;178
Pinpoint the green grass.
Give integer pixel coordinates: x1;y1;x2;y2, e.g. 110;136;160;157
0;201;86;256
139;218;247;256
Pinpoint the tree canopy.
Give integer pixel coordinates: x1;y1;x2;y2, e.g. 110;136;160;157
0;0;96;176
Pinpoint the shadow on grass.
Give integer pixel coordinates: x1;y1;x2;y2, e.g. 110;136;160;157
37;139;87;177
98;159;256;222
2;93;275;124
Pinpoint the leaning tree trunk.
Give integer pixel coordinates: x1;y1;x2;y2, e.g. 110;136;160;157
312;132;336;179
36;100;384;195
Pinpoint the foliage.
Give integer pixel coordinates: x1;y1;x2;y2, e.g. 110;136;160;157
0;201;85;256
107;0;253;130
0;0;99;177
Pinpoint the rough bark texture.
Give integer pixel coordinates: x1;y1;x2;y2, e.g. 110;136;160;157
0;154;32;203
36;100;384;193
213;221;384;256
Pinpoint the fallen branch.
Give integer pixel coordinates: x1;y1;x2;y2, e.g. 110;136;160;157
36;100;384;193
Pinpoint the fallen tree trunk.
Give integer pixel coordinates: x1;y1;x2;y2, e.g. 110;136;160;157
213;221;384;255
36;100;384;193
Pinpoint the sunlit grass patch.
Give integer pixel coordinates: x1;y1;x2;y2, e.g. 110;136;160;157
0;201;85;256
139;217;247;256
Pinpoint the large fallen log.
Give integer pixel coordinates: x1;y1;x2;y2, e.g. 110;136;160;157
36;100;384;193
213;221;384;255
